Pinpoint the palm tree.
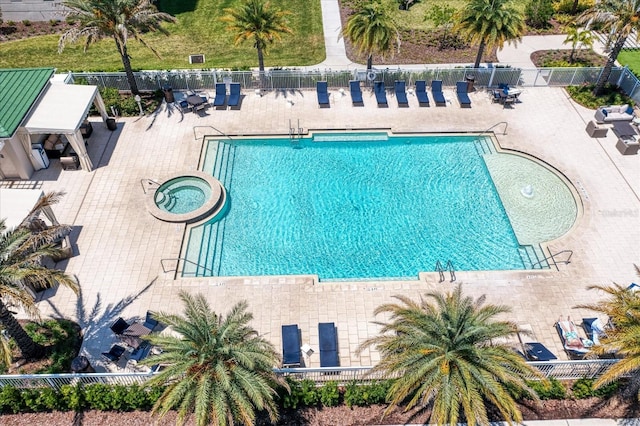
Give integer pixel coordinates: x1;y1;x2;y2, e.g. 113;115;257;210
221;0;293;73
59;0;175;95
0;192;78;360
341;1;400;71
576;273;640;400
144;291;286;426
455;0;525;69
358;285;539;425
564;26;594;63
579;0;640;96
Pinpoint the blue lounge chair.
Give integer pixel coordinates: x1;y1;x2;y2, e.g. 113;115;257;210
456;81;471;107
213;83;226;107
374;81;387;107
228;83;241;108
318;322;339;367
431;80;446;106
349;80;363;105
394;81;408;107
415;80;429;106
282;324;301;367
317;81;330;107
522;342;557;361
143;310;159;331
110;317;129;335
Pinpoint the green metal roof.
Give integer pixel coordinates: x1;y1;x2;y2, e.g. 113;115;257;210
0;68;55;139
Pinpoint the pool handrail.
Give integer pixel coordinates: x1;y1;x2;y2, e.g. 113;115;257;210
161;257;215;275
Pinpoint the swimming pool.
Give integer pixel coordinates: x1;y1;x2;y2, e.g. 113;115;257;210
183;132;577;279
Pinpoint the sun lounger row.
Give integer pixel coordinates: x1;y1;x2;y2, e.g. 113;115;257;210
281;322;339;368
177;83;242;112
316;80;470;107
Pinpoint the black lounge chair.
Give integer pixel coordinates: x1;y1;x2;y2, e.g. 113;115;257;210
456;81;471;107
318;322;339;367
110;317;129;335
415;80;429;106
282;324;301;367
143;310;159;331
178;100;192;113
522;342;557;361
431;80;446;106
374;81;387;107
213;83;226;107
349;80;363;105
394;81;409;107
102;344;126;362
228;83;241;108
317;81;330;107
130;341;152;362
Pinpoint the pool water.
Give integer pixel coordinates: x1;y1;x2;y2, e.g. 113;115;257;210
155;176;211;215
184;133;551;279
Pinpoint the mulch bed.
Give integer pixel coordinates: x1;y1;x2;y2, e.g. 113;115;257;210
1;395;638;425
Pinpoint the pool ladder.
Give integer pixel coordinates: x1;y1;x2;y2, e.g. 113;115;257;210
289;119;303;148
435;260;456;283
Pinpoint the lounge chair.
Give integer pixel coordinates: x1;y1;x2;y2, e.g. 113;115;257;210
316;81;330;107
582;317;607;345
282;324;301;367
415;80;429;106
431;80;446;106
130;341;152;362
110;317;130;335
556;317;591;359
456;81;471;107
228;83;241;108
213;83;226;107
178;100;192;113
143;310;159;331
374;81;387;107
349;80;363;105
101;344;126;362
318;322;339;367
394;81;409;107
522;342;558;361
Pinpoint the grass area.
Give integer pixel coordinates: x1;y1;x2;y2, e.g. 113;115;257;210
617;49;640;76
0;0;324;71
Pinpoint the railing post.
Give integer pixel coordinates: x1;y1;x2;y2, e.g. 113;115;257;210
488;66;496;88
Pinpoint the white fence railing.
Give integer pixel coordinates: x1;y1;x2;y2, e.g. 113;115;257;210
0;359;619;391
68;65;640;104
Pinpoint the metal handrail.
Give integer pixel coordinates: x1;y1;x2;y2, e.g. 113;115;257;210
140;178;161;194
481;121;508;135
445;260;456;282
161;257;214;275
435;260;445;283
531;250;573;270
193;125;232;141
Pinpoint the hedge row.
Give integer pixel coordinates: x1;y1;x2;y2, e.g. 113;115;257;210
0;378;620;414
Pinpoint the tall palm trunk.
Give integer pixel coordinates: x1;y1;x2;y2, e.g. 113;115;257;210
594;35;627;96
257;43;265;73
0;300;45;360
115;36;140;95
366;54;373;71
473;41;485;69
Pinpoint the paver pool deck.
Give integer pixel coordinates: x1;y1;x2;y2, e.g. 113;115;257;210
5;85;638;371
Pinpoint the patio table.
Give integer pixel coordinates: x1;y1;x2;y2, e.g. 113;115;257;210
120;322;152;349
186;95;204;108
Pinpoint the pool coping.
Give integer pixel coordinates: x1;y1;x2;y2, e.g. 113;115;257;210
145;171;226;224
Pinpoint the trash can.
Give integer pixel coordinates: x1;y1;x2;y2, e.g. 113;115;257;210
163;85;174;103
106;117;117;131
465;74;476;92
71;356;95;373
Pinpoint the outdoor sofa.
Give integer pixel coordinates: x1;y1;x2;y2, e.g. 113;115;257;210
595;104;635;123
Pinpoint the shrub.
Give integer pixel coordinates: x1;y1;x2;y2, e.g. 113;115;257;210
0;386;25;414
84;384;113;410
566;83;634;110
23;319;81;373
49;19;60;27
22;20;31;26
344;381;392;407
280;377;317;409
300;379;319;406
527;378;566;400
554;0;594;15
59;384;85;411
319;381;340;407
572;378;619;399
525;0;554;29
22;388;60;412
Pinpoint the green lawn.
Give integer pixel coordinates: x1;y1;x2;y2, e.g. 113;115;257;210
617;50;640;76
0;0;324;71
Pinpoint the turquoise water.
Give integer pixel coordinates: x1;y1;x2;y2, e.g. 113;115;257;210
186;133;525;279
155;177;210;214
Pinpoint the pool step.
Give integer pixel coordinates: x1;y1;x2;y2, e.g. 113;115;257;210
473;137;495;156
313;133;388;142
518;245;550;270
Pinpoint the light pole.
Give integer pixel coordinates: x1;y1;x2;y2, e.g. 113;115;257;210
134;94;144;116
